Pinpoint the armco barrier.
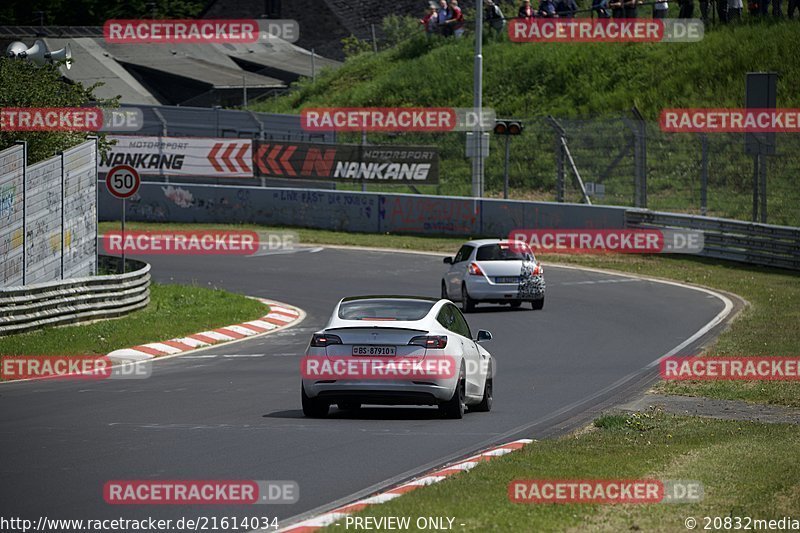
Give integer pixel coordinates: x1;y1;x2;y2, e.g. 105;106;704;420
627;210;800;271
0;256;150;337
98;183;629;235
97;183;799;270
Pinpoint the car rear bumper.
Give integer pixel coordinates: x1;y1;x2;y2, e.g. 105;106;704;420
302;379;455;405
465;275;545;301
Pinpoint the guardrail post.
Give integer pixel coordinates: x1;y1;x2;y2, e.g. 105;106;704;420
60;150;65;280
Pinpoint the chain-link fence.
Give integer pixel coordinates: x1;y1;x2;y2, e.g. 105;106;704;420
341;113;800;227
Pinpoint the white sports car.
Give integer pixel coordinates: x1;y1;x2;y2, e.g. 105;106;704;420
442;239;546;312
301;296;494;419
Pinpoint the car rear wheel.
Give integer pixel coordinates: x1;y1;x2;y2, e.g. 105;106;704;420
302;386;329;418
531;297;544;310
440;368;466;419
471;362;493;412
461;285;475;313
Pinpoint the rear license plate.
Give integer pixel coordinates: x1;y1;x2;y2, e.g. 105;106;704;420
352;345;397;356
496;276;520;283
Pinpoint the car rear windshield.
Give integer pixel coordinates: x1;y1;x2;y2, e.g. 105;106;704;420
338;299;435;321
476;243;532;261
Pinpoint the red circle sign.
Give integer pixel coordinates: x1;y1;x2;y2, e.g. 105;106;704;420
106;165;140;199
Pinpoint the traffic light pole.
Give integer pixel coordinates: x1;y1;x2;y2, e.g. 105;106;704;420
503;133;510;199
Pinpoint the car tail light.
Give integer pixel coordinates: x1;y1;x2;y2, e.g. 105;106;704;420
468;262;484;276
533;264;541;275
409;335;448;349
310;333;342;347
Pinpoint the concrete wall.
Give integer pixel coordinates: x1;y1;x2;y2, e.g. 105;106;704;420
99;182;628;237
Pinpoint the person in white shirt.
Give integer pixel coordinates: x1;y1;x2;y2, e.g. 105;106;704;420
654;0;669;16
728;0;743;19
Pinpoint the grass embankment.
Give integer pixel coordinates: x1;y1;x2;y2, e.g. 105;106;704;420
321;411;800;532
252;21;800;225
0;283;268;357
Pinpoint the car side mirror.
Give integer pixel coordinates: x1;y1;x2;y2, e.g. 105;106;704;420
443;257;453;264
475;330;493;343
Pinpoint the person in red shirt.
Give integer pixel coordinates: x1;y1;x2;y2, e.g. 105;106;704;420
447;0;466;37
419;4;439;34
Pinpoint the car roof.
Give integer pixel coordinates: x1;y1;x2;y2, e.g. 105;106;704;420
340;295;440;303
461;238;520;247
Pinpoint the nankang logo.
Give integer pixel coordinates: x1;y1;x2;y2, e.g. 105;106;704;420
333;162;431;181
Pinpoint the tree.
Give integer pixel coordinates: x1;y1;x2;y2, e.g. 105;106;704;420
0;58;117;163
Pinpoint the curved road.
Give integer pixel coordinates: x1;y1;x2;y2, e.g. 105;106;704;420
0;247;732;528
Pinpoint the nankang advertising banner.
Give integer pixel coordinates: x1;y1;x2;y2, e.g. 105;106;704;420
254;141;439;184
100;136;253;178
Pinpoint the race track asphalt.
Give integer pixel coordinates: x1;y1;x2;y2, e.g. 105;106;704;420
0;247;732;528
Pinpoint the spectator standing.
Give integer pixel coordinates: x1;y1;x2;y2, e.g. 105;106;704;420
420;4;439;35
484;0;506;32
728;0;743;18
653;0;669;16
437;0;452;36
679;0;695;16
759;0;772;15
593;0;612;17
610;0;625;18
624;0;639;17
447;0;466;38
556;0;579;16
518;0;537;17
538;0;558;16
789;0;799;17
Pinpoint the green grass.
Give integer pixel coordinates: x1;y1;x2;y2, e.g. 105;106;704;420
251;20;800;225
0;283;268;357
99;222;800;406
320;411;800;532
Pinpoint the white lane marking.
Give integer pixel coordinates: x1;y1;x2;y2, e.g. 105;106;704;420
560;278;640;286
180;355;218;359
224;325;260;336
244;320;277;330
268;305;300;316
198;331;236;341
142;342;183;355
265;313;294;323
173;337;210;348
222;354;265;358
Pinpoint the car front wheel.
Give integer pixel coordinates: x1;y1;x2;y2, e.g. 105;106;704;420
471;362;493;412
440;369;466;419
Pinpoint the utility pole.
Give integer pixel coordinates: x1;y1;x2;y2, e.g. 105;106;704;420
472;5;484;197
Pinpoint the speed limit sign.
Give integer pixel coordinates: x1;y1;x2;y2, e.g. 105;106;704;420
106;165;140;198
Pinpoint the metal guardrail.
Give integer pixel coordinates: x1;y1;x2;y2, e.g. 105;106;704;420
0;256;150;336
626;210;800;271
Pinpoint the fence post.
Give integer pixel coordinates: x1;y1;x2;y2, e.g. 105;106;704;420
547;116;566;202
631;107;647;208
760;153;767;223
700;133;708;216
60;150;65;280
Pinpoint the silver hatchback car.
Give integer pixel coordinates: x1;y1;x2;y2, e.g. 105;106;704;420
442;239;545;312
